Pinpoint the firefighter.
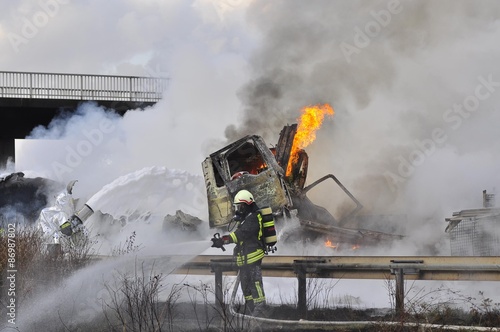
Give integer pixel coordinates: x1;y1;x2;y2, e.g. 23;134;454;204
211;189;267;316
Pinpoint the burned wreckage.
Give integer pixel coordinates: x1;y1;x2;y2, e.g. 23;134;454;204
202;124;403;248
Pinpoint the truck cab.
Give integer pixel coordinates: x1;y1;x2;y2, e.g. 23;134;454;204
201;134;291;228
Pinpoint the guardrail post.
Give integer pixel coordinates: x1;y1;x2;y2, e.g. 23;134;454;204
394;268;405;316
213;265;224;310
210;259;237;311
297;270;307;319
293;259;325;319
293;260;308;319
390;260;423;317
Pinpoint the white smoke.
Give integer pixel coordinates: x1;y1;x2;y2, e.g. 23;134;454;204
3;1;500;325
4;0;252;196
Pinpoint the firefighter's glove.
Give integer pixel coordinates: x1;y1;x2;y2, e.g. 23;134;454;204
60;221;73;236
211;233;230;251
211;237;224;249
60;215;82;236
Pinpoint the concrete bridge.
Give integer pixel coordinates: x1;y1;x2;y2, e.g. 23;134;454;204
0;71;168;167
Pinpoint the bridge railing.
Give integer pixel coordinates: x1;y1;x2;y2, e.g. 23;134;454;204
0;71;168;102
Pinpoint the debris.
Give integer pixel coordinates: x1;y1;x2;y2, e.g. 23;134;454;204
163;210;203;232
0;172;63;222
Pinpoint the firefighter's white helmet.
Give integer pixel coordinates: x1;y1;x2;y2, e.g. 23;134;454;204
233;190;255;205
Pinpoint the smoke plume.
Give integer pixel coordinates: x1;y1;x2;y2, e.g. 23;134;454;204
225;0;500;253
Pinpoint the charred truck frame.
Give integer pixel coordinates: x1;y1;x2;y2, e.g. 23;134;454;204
202;124;401;247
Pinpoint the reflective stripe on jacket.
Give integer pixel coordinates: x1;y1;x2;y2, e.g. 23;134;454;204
229;209;264;267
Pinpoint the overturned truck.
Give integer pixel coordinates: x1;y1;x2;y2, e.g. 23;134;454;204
202;124;402;247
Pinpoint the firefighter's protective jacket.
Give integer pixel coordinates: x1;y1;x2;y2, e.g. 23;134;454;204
229;207;264;266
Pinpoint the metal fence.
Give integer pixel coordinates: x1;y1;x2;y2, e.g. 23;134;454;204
449;217;500;256
0;71;168;102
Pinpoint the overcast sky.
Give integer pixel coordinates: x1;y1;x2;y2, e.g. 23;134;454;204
2;0;500;253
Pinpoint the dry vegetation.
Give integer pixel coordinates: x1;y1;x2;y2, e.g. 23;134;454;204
0;220;96;321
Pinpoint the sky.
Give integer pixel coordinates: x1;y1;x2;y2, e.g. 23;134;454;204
2;0;500;253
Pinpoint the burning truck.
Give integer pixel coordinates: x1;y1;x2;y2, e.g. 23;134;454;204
202;104;403;248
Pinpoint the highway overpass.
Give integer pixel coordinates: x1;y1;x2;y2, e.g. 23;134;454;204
0;71;168;167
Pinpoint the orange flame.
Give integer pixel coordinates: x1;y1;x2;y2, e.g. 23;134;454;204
287;104;334;176
325;239;338;249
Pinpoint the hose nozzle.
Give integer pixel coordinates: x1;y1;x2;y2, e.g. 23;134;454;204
60;204;94;236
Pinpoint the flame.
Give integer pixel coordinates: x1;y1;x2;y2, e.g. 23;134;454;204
325;238;360;250
325;239;338;249
287;104;334;176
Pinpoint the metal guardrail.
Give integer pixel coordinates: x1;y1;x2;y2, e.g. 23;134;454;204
174;255;500;280
0;71;168;102
171;255;500;319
